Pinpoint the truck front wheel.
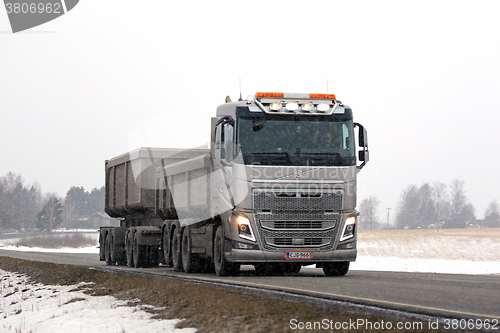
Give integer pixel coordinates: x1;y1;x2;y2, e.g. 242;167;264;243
322;262;349;276
214;226;239;276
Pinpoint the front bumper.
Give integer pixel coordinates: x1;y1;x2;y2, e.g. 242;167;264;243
226;247;357;263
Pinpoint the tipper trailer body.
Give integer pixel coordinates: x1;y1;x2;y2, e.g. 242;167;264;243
99;92;369;276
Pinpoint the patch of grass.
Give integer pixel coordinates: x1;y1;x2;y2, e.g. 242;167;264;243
0;257;461;333
358;228;500;261
8;233;97;249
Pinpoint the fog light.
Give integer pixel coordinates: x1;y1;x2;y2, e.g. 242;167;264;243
232;240;259;250
337;241;356;250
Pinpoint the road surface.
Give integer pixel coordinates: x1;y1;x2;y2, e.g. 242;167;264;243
0;249;498;322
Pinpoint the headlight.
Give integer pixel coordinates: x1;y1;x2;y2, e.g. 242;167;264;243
339;216;356;242
234;214;256;242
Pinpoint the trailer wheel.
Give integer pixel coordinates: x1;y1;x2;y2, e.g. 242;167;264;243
322;262;349;276
126;231;134;267
133;233;147;268
99;231;106;261
181;226;202;273
105;233;116;266
147;245;159;268
214;226;239;276
171;226;183;271
162;226;172;267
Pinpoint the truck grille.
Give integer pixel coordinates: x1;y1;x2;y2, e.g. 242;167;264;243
252;188;343;211
252;189;343;252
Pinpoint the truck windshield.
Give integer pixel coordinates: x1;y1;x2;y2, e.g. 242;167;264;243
237;116;356;166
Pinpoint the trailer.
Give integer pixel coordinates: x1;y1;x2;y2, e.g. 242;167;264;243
99;92;369;276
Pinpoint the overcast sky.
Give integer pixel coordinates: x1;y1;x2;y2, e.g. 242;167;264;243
1;1;499;222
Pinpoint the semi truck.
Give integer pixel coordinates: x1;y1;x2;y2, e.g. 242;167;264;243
99;92;369;276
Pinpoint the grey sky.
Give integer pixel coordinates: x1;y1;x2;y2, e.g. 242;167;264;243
1;1;499;222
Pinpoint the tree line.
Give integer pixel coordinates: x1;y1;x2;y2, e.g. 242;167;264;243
360;178;500;229
0;172;108;232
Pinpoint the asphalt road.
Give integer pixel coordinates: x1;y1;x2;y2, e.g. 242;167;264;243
1;249;499;322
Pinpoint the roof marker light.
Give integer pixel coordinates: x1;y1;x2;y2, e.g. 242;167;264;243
256;92;336;99
317;104;330;112
255;92;284;98
310;93;336;99
301;103;313;111
269;103;282;111
285;102;299;111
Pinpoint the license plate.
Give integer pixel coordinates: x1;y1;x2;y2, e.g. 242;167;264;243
285;250;311;260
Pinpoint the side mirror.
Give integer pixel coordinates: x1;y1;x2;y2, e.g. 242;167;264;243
359;150;369;162
358;126;367;147
354;123;369;170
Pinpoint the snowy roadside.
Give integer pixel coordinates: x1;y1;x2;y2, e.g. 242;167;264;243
0;269;196;333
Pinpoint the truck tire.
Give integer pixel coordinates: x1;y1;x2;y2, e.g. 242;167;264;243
214;226;239;276
162;226;172;267
133;233;147;268
181;226;202;273
322;262;349;276
99;231;106;261
111;230;127;266
171;226;183;271
147;245;159;268
126;231;134;267
105;233;116;266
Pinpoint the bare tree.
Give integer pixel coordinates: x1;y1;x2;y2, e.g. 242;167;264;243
432;181;448;222
359;195;380;230
395;184;421;229
418;183;437;225
447;179;474;228
484;200;500;227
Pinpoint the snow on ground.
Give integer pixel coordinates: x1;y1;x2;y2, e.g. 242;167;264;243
0;244;98;254
351;228;500;275
0;269;195;333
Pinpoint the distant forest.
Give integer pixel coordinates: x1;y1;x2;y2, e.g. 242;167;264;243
2;172;499;233
0;172;112;232
359;179;500;230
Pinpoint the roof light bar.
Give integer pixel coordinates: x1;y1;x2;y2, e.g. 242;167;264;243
255;92;284;98
255;92;336;100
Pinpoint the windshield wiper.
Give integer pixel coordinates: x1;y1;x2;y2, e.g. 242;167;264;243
244;152;291;165
301;152;342;166
302;152;341;157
